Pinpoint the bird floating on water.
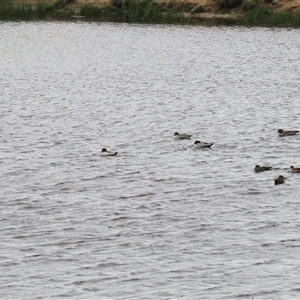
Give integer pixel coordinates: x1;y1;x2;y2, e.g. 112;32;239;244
290;166;300;173
274;175;285;185
173;132;192;140
254;165;272;172
277;129;299;137
100;148;118;156
193;140;214;149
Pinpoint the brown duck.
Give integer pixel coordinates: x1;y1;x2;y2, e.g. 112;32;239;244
173;132;192;140
254;165;272;172
290;166;300;173
274;175;285;185
278;129;299;137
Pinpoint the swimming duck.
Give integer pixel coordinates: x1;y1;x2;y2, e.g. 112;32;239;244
290;166;300;173
173;132;192;140
274;175;285;185
254;165;272;172
193;140;214;149
277;129;299;136
100;148;118;156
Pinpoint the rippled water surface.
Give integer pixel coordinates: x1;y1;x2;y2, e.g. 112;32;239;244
1;21;300;299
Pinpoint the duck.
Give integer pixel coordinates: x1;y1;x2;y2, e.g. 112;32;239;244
254;165;272;172
274;175;285;185
100;148;118;156
193;140;214;149
290;166;300;173
277;129;299;136
173;132;192;140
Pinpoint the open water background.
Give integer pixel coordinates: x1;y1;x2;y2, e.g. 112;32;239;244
1;21;300;299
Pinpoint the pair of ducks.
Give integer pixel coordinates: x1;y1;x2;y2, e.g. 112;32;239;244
274;168;300;184
255;165;300;173
256;128;299;185
173;132;214;148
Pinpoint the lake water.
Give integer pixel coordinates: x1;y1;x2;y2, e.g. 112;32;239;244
1;21;300;299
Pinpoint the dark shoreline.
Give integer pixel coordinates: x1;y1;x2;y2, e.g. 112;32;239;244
1;0;300;27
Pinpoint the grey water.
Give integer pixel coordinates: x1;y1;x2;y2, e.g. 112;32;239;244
1;21;300;299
